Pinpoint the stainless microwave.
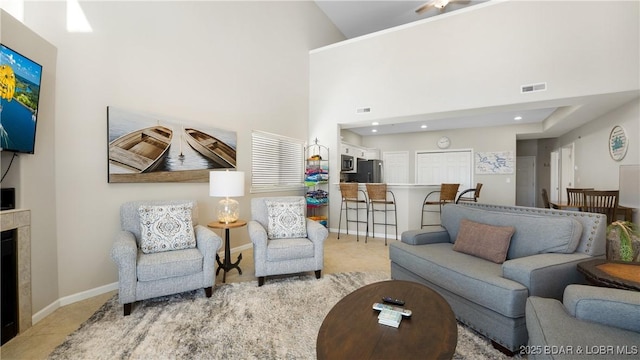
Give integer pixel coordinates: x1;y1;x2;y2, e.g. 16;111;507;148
341;154;354;172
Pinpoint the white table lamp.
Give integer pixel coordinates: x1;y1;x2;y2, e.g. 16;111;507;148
209;170;245;224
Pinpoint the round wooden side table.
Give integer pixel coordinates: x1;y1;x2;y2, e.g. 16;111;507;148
207;219;246;283
577;259;640;291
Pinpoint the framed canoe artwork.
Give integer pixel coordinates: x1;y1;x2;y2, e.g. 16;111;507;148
107;106;237;183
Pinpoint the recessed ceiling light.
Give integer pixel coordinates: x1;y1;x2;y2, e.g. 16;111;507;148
372;122;379;126
514;116;523;121
371;129;378;133
421;125;428;129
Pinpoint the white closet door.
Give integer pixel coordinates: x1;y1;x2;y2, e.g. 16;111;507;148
416;150;472;190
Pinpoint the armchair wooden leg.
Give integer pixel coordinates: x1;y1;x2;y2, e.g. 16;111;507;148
205;286;213;297
315;270;321;279
123;303;132;316
258;277;265;287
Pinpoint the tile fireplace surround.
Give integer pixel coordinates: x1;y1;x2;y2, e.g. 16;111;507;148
0;209;32;333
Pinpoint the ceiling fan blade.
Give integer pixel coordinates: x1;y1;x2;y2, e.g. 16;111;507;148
415;2;436;14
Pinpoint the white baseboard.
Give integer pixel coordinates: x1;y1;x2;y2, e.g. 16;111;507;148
59;282;119;307
31;244;253;325
330;228;398;241
218;242;253;256
31;300;60;325
32;282;118;325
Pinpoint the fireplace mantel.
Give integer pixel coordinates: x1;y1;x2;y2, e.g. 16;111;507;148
0;209;32;333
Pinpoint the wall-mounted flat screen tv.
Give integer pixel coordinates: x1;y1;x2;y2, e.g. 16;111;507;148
0;44;43;154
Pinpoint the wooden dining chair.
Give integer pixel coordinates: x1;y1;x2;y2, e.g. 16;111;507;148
566;188;594;206
581;190;619;224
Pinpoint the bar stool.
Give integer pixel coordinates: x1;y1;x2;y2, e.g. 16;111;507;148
456;183;483;203
365;183;397;246
338;183;369;242
421;183;459;228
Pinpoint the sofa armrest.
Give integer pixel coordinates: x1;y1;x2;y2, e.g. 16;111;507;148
110;230;138;304
306;218;329;245
194;224;222;287
400;228;450;245
502;253;591;300
563;284;640;333
195;224;222;255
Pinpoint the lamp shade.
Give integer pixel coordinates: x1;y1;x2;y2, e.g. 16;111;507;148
209;171;245;198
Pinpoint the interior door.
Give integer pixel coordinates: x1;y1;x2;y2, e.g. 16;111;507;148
550;151;559;201
560;144;575;202
516;156;536;207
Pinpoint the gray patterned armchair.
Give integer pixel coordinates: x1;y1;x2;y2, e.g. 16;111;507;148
111;200;222;315
248;196;328;286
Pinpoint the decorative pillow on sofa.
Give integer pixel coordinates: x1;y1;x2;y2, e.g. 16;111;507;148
265;199;307;239
453;218;515;264
138;203;196;254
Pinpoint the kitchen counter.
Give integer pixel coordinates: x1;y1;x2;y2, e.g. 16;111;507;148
333;183;442;237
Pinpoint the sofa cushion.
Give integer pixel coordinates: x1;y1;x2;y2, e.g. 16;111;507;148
389;241;529;318
138;203;196;254
265;198;307;239
453;219;515;264
267;238;314;261
442;205;583;259
137;248;203;282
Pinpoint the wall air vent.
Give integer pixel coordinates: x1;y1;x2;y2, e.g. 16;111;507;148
356;107;371;114
521;82;547;94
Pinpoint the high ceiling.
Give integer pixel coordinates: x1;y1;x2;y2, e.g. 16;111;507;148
313;1;638;138
314;0;489;39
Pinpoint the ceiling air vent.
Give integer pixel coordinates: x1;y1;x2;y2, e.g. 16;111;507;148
521;82;547;94
356;107;371;114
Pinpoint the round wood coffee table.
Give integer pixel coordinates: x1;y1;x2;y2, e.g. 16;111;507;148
316;280;457;359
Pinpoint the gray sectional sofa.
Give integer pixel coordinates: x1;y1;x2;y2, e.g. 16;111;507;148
526;284;640;360
389;203;607;353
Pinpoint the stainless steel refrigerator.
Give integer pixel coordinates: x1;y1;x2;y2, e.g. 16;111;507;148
357;159;383;183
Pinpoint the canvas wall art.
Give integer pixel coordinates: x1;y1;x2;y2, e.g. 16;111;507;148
475;151;514;174
107;107;237;183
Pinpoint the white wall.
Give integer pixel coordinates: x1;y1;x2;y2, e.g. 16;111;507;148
310;1;638;127
19;1;343;307
558;98;640;192
1;10;59;313
309;0;639;229
360;125;520;205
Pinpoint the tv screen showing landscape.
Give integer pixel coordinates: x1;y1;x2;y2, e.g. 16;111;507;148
0;44;43;154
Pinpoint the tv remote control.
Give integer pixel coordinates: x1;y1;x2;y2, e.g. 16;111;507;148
373;303;412;317
382;297;405;306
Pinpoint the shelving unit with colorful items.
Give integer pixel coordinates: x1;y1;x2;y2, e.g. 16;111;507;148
305;139;329;227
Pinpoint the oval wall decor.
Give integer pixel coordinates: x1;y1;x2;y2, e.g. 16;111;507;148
608;125;628;161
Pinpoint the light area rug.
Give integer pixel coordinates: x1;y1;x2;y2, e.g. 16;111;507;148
48;272;521;359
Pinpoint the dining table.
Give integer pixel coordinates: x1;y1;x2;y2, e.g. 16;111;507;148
548;201;633;222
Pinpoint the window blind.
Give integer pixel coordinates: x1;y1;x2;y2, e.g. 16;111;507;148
251;130;305;192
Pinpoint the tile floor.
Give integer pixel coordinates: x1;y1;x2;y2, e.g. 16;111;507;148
1;233;391;359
